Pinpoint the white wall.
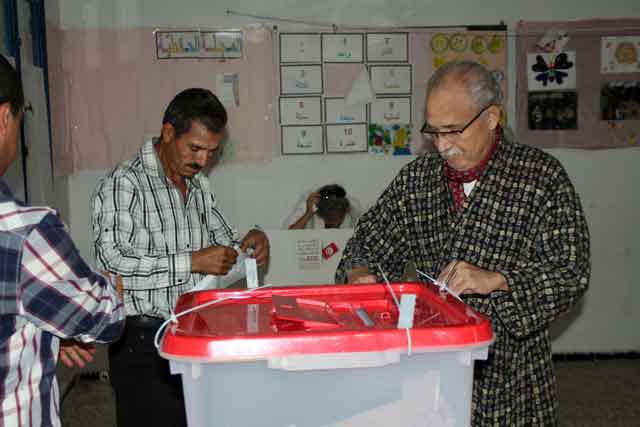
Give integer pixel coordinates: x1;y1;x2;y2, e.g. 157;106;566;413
45;0;640;352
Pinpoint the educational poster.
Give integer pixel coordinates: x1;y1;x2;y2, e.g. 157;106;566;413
281;125;324;155
156;31;201;59
528;91;578;130
370;65;412;95
280;33;322;63
517;19;640;149
324;98;367;124
279;97;322;125
322;33;364;63
326;124;368;153
368;124;412;155
601;36;640;74
156;30;242;59
527;52;576;91
370;97;411;125
600;82;640;120
201;31;243;58
280;65;323;95
426;31;508;103
366;33;409;62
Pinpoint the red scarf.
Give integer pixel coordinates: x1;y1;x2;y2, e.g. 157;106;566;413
444;126;502;210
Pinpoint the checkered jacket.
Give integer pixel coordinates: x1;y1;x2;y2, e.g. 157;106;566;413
92;139;239;318
0;179;125;427
336;137;590;426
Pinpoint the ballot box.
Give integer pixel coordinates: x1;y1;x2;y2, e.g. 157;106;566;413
159;282;493;427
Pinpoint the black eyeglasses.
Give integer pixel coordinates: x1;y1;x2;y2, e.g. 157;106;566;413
421;104;492;139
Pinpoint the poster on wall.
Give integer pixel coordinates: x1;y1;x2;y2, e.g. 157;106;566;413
527;52;576;91
280;65;323;95
600;81;640;120
280;33;322;63
326;124;368;153
370;65;412;95
324;98;367;124
322;33;364;63
370;97;411;125
528;91;578;130
281;125;324;154
366;33;409;62
368;124;412;155
601;36;640;74
201;31;243;58
156;31;201;59
279;97;322;125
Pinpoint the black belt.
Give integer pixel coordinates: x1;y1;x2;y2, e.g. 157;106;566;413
127;315;164;328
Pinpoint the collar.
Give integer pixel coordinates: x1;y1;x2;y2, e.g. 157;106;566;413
0;178;15;202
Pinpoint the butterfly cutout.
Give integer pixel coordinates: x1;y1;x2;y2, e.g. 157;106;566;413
532;53;574;86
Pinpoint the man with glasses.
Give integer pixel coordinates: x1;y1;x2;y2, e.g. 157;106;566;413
92;88;269;427
0;54;125;427
336;60;590;425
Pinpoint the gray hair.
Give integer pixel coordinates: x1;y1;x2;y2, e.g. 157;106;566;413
426;60;502;109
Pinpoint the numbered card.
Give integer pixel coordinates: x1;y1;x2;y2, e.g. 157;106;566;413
282;125;324;155
322;33;364;63
156;31;201;59
370;97;412;125
326;124;368;153
279;97;322;125
324;98;367;124
370;65;412;94
280;65;323;95
280;33;322;63
366;33;409;62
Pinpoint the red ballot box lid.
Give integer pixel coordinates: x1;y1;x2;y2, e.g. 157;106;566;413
160;282;494;362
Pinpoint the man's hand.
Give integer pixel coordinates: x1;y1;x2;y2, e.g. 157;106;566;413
101;270;124;298
346;266;377;284
240;230;270;266
59;341;96;369
305;192;321;214
191;245;238;275
437;260;508;296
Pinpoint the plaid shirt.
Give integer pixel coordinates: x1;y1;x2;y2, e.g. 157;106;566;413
92;139;239;318
0;179;125;427
336;138;590;426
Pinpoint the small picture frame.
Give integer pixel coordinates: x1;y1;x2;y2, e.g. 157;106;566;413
200;31;243;59
326;124;368;153
282;125;324;155
366;33;409;62
370;65;412;95
156;31;201;59
280;33;322;63
324;97;367;124
322;33;364;63
370;97;412;125
280;65;323;95
279;97;322;125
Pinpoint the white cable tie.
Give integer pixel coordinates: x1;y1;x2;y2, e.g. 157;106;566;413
416;269;464;303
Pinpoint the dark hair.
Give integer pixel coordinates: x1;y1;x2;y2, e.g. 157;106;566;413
162;88;227;138
317;184;350;219
0;54;24;116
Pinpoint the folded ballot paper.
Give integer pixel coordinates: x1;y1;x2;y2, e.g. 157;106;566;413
190;252;258;292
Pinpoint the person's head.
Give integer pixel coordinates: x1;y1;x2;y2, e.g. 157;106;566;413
422;60;502;171
158;88;228;179
0;54;24;176
317;184;350;228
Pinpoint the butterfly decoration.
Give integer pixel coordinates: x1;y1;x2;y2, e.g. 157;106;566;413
531;53;574;86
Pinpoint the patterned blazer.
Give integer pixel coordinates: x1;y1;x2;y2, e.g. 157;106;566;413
336;137;590;426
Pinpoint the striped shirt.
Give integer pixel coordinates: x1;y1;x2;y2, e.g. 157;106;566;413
0;179;125;427
91;139;239;319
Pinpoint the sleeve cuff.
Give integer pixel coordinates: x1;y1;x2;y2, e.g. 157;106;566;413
169;252;192;285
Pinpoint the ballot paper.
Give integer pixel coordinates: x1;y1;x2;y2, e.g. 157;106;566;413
190;252;249;292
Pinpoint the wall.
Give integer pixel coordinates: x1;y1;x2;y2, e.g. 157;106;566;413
43;0;640;352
